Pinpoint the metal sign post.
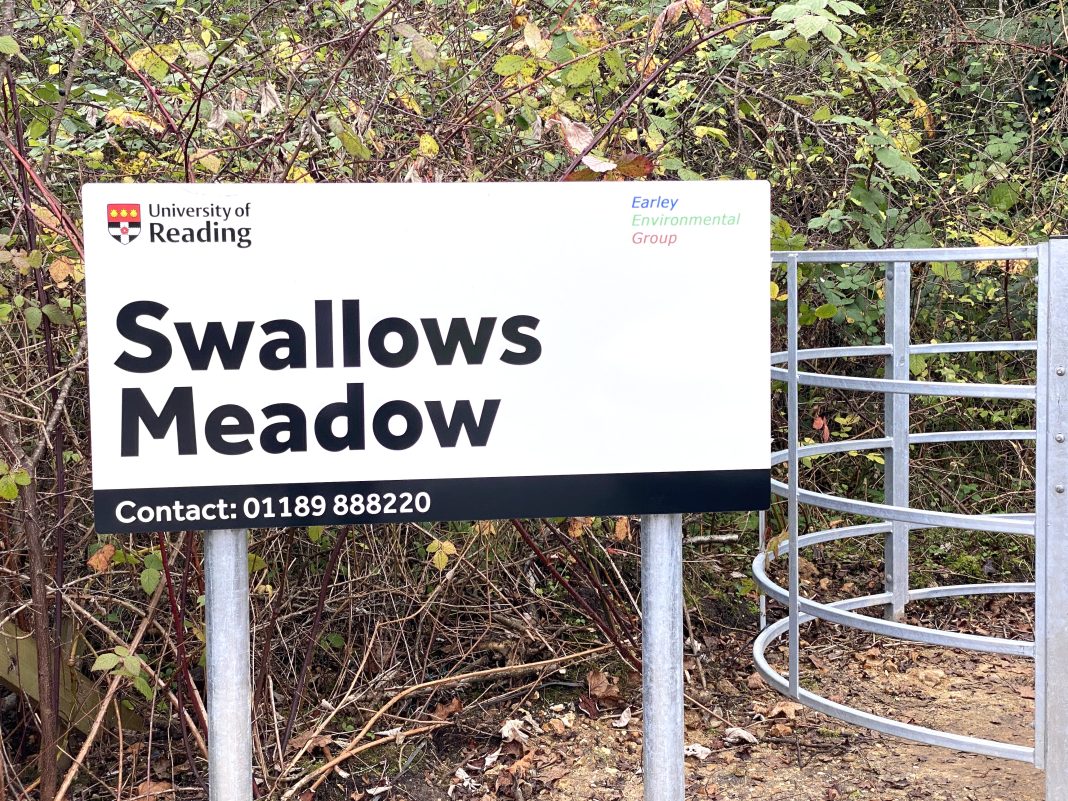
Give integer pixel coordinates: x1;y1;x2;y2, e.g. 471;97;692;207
641;513;684;801
204;528;253;801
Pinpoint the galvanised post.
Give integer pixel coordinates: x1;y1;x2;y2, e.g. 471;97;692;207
205;528;253;801
641;513;684;801
786;253;800;697
884;261;911;621
1039;236;1068;797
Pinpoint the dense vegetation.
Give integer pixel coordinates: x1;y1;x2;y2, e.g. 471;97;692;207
0;0;1063;798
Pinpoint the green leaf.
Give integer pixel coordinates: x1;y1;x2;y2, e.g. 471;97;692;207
123;654;141;677
989;182;1019;211
339;129;371;159
493;54;529;76
12;469;30;486
749;35;781;50
24;306;42;331
814;303;837;319
0;36;18;56
133;675;153;700
771;4;803;21
143;551;164;572
248;553;268;572
821;23;842;44
0;474;16;501
308;525;325;543
91;653;121;672
812;105;832;122
603;49;626;80
793;13;828;38
42;303;74;327
324;632;345;649
874;147;920;181
140;567;161;595
565;56;600;87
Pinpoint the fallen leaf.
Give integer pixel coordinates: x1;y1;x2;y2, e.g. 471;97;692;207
287;730;335;754
768;701;804;720
723;727;759;745
768;722;793;737
48;256;83;287
545;718;566;735
577;694;599;719
87;543;116;574
746;672;766;690
716;678;740;697
684;742;712;760
431;697;463;720
612;706;632;729
586;669;622;703
499;719;529;742
613;516;631;542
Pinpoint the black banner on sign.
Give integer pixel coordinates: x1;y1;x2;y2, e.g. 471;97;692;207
94;469;770;533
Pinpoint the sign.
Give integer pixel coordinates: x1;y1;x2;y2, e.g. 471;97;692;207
83;182;770;533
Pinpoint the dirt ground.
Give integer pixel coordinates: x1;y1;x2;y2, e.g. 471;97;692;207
378;631;1043;801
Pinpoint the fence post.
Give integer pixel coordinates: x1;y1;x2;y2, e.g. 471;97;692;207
641;513;684;801
1039;237;1068;798
884;260;911;621
205;528;253;801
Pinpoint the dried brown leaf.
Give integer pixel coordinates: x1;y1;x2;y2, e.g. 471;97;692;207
87;543;116;574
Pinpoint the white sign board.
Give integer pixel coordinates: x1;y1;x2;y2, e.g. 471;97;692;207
84;182;769;533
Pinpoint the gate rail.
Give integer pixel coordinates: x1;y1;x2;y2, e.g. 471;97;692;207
753;241;1067;797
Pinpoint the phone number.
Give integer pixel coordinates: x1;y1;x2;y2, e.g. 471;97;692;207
243;491;432;519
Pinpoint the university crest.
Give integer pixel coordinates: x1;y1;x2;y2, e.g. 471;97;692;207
107;203;141;244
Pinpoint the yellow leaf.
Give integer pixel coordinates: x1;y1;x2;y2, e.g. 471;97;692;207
104;108;166;134
31;204;61;232
418;133;440;158
432;549;449;571
440;540;457;556
48;257;83;287
523;22;551;58
286;166;315;183
191;149;222;174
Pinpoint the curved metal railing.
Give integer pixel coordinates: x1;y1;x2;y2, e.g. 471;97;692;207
754;245;1045;764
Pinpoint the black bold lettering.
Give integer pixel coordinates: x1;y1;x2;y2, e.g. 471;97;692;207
114;300;172;373
149;222;164;242
372;400;422;450
260;403;308;453
342;299;361;367
259;319;308;370
314;382;365;451
500;315;542;365
315;299;333;368
121;386;196;456
425;400;500;447
205;404;254;455
421;317;496;365
368;317;419;368
175;321;254;370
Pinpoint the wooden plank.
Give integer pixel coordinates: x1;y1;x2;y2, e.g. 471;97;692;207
0;620;143;735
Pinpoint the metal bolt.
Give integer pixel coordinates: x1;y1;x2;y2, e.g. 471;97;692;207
1057;485;1065;494
1058;434;1065;443
887;273;893;280
1059;367;1066;377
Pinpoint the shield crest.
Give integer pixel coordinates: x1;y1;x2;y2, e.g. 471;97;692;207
107;204;141;244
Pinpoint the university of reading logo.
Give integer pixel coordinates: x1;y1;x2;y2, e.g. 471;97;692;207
108;204;141;244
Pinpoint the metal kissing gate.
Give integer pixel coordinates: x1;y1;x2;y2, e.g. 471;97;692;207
754;239;1067;801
